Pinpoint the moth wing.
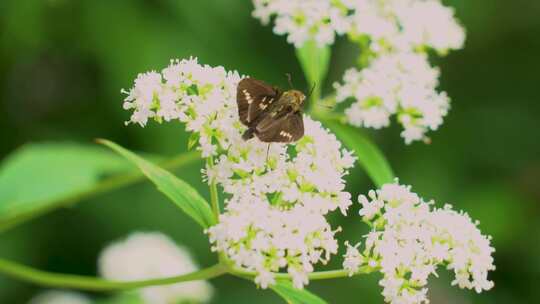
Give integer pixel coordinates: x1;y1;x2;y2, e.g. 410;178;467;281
255;105;288;133
255;112;304;143
236;78;279;125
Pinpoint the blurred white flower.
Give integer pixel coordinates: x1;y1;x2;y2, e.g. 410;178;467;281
28;291;90;304
329;0;463;144
251;0;465;52
98;232;214;304
393;0;466;54
251;0;354;47
344;181;495;304
122;58;355;289
347;0;465;54
334;52;450;144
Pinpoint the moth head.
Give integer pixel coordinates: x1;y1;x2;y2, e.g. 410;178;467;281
285;90;306;110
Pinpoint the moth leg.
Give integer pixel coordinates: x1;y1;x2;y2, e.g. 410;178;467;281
242;128;256;141
266;143;271;164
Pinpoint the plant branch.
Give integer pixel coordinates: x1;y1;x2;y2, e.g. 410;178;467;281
230;265;373;281
0;258;227;292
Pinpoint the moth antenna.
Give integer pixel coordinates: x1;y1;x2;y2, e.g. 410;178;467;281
286;73;294;89
266;143;271;164
306;82;316;100
308;82;333;110
315;104;334;109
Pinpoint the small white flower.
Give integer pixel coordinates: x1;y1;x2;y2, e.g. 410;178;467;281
254;269;276;289
358;191;384;220
28;291;90;304
98;232;214;304
289;265;310;289
335;52;450;144
343;241;363;276
346;180;495;304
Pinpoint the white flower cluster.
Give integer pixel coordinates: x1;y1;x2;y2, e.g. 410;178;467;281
122;57;241;157
343;181;495;304
28;291;90;304
122;58;356;289
98;232;214;304
206;114;355;289
251;0;352;47
251;0;464;52
334;52;450;144
339;0;463;144
251;1;463;144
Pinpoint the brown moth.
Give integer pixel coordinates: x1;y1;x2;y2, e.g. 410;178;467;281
236;78;306;143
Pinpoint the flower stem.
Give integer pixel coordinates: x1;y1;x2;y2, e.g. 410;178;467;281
229;266;373;281
206;156;227;262
0;258;227;292
206;157;220;221
0;256;373;291
0;151;201;233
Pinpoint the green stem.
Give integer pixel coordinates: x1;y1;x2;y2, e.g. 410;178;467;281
0;151;201;233
206;156;227;262
230;266;372;281
206;157;220;221
0;257;374;291
0;258;226;292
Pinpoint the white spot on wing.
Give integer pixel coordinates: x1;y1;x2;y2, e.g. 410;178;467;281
242;89;253;104
279;130;293;140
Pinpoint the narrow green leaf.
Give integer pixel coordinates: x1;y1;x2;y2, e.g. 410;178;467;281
187;132;200;151
0;143;131;230
99;139;215;228
324;120;395;187
295;40;331;102
271;280;327;304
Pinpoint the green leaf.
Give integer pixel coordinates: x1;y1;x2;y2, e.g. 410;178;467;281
295;40;331;101
270;280;327;304
0;143;131;231
324;120;395;187
99;139;215;228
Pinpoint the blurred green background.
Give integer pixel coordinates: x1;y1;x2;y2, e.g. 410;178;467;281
0;0;539;303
